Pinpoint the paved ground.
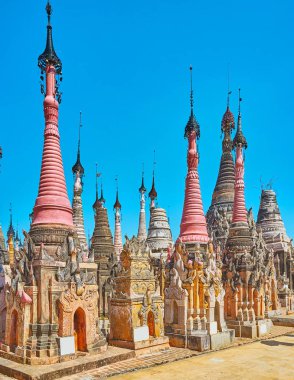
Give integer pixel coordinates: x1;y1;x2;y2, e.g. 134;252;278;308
112;333;294;380
60;327;294;380
1;326;293;379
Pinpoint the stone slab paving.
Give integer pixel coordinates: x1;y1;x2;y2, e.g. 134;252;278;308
112;332;294;380
60;326;294;380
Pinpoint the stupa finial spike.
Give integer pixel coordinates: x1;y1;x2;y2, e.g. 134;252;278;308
153;149;156;177
238;88;242;116
114;176;122;210
139;164;146;194
72;111;84;176
78;111;82;152
227;64;232;108
95;163;99;199
46;0;52;25
7;202;15;239
149;150;158;202
9;202;12;226
190;65;194;112
38;0;62;76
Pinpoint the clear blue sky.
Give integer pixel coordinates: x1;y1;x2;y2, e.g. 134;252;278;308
1;0;294;242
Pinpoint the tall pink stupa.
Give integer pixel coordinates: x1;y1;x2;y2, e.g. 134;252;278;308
32;1;73;228
178;67;209;248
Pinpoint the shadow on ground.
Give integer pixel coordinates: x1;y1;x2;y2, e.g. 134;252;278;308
261;339;294;347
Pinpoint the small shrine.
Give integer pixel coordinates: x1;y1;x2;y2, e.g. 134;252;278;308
164;241;234;351
109;236;169;355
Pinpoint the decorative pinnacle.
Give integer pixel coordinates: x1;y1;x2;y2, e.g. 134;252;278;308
114;177;122;210
7;203;15;239
38;0;62;74
46;1;52;25
227;64;232;108
190;65;194;112
139;166;146;193
185;65;200;139
93;163;101;209
72;111;84;176
233;88;247;149
238;88;242;115
99;181;106;205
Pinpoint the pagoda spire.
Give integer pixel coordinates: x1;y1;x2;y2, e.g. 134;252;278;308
178;66;208;245
137;169;147;241
206;87;236;245
149;171;158;210
32;1;72;226
93;163;101;211
113;178;123;258
7;203;15;239
72;113;87;248
232;89;248;224
99;181;106;206
72;111;84;178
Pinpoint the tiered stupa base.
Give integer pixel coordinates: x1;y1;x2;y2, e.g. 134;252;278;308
166;328;234;352
109;336;169;357
226;319;273;339
109;297;169;357
2;223;107;365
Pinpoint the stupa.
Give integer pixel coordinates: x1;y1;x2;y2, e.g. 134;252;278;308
147;173;173;261
1;2;106;363
91;177;115;332
113;186;123;259
207;91;235;251
137;173;147;241
257;188;293;307
222;92;279;338
72;112;88;253
178;67;209;252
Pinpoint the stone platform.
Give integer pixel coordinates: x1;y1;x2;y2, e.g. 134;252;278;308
0;346;135;380
167;330;235;352
271;314;294;327
227;319;273;338
109;336;170;356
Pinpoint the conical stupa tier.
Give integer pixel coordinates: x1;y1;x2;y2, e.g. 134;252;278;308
257;189;292;285
32;69;73;226
92;205;114;260
210;106;235;209
257;189;290;251
225;124;251;253
178;127;209;245
207;104;235;248
32;14;72;228
147;207;173;259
